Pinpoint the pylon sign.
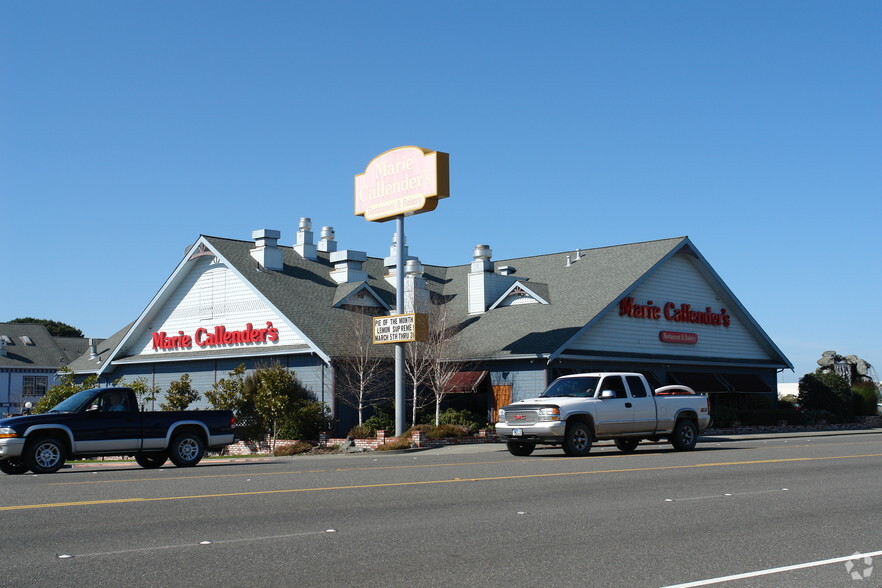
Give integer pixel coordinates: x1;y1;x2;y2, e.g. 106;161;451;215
354;146;449;222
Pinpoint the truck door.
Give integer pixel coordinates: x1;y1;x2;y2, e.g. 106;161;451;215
626;375;658;434
593;376;633;435
73;390;141;453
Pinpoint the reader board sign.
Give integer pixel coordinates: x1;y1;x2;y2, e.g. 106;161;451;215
355;146;449;222
373;313;427;344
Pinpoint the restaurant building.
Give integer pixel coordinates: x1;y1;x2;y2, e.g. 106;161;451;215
69;219;792;432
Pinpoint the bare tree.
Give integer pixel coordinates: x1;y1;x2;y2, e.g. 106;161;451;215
408;301;473;425
333;307;389;425
404;331;435;426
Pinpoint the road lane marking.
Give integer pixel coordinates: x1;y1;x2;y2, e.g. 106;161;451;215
5;452;882;512
661;549;882;587
664;488;790;502
60;530;334;559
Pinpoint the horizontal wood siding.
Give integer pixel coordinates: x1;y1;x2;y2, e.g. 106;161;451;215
126;257;305;358
490;365;548;402
568;253;772;361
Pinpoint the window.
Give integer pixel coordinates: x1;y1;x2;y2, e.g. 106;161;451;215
626;376;649;398
599;376;627;398
23;376;48;397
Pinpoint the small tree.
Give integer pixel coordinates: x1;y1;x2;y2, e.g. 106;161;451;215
33;366;98;414
160;374;200;411
251;363;321;450
115;376;162;410
205;364;247;414
333;309;388;425
409;302;473;425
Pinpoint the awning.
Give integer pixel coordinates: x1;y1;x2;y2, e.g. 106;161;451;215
444;371;488;394
669;372;730;393
719;373;773;394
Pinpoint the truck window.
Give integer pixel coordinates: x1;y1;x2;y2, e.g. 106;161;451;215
542;376;600;398
626;376;648;398
599;376;627;398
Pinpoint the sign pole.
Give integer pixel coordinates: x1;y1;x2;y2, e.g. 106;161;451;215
394;215;406;436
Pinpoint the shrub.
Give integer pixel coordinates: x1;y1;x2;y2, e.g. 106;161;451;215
273;441;313;456
709;405;738;428
802;409;836;425
852;381;880;417
363;406;395;434
348;424;373;439
738;409;777;426
437;408;483;433
376;439;412;451
798;373;852;420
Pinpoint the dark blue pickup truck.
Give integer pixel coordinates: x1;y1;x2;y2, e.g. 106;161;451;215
0;387;236;475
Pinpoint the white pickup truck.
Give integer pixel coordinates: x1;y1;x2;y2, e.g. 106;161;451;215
495;372;710;456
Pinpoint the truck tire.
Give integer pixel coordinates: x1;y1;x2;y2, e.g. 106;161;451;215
506;441;536;456
169;432;205;467
563;421;593;457
135;453;168;469
670;419;698;451
0;458;29;475
24;437;67;474
614;438;640;453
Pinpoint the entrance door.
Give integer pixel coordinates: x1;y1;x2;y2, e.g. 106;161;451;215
491;385;512;424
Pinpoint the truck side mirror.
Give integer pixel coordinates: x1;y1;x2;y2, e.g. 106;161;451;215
600;390;616;400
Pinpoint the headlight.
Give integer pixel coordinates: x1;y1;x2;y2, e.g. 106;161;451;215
496;409;506;423
0;427;19;439
537;407;561;421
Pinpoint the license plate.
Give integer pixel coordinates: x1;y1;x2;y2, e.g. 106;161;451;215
512;428;523;436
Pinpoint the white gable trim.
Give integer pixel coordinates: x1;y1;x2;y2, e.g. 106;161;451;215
488;281;549;310
332;283;391;310
98;237;330;376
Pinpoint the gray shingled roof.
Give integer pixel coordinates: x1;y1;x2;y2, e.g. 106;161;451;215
0;323;92;369
72;234;790;371
205;235;688;360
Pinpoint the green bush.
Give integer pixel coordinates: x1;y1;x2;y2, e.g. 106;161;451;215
376;438;412;451
798;373;852;420
709;405;738;428
347;424;373;439
437;408;483;433
273;441;313;456
738;409;778;426
364;405;395;434
852;381;880;417
802;409;836;425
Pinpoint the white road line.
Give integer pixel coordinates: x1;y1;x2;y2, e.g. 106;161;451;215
664;488;789;502
59;530;334;559
661;550;882;587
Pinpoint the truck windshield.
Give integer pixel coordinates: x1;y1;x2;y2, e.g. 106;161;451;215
541;377;601;398
48;388;101;413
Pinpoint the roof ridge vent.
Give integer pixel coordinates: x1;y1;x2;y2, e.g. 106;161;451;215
250;229;283;271
293;217;318;260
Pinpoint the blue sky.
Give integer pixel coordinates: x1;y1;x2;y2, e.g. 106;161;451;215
2;1;879;383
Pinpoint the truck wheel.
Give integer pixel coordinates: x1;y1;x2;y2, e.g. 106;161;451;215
563;422;593;457
24;437;67;474
614;438;640;453
671;420;698;451
0;458;29;475
135;453;168;469
506;441;536;456
169;433;205;467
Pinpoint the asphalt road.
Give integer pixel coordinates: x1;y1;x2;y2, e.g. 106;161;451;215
2;432;881;587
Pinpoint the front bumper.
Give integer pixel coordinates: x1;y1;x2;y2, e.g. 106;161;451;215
0;438;26;459
495;421;567;443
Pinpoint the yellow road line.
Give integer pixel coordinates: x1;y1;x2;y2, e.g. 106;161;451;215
5;452;882;512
